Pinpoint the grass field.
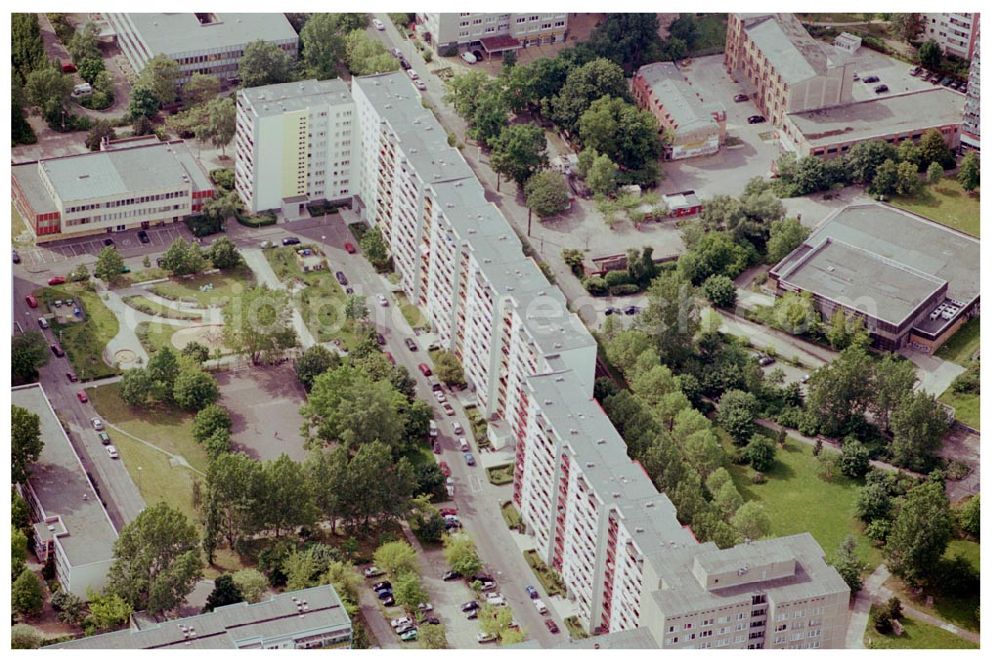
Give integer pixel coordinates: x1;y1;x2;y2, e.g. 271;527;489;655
946;539;980;571
112;428;200;523
89;383;210;474
39;284;120;380
135;321;185;354
689;14;728;53
724;435;879;569
123;295;203;321
865;616;977;649
12;203;31;247
889;178;980;238
938;387;979;430
394;293;427;330
149;268;254;308
936;317;979;366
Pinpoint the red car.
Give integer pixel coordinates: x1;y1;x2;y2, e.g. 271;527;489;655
344;242;357;254
545;619;560;634
76;391;88;403
438;461;451;478
419;363;433;377
48;276;66;286
439;508;458;517
385;351;396;365
25;295;38;308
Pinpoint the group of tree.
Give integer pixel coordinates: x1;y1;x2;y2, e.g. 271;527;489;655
165;94;237;155
119;346;220;412
68;22;114;109
222;285;299;366
360;227;391;270
343;30;398;76
12;331;51;385
300;13;370;79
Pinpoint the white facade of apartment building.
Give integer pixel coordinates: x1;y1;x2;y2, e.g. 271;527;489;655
962;37;980;150
235;79;357;214
418;13;568;53
922;13;979;60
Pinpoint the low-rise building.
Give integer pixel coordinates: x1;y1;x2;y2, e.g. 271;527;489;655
769;203;980;351
12;139;213;241
12;385;118;598
921;13;979;60
781;87;965;158
104;13;298;85
833;32;862;54
235;79;357;215
418;12;568;56
632;62;726;160
47;584;352;649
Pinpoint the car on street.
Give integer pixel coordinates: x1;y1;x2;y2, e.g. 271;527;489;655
391;47;403;58
372;18;385;30
417;602;434;612
406;69;419;80
91;418;103;431
399;58;411;70
624;305;641;315
377;294;389;307
430;421;439;438
382;595;395;607
733;93;749;102
545;619;560;633
376;332;386;346
77;391;88;403
364;566;382;578
48;276;66;286
443;570;462;581
459;437;470;452
13;249;21;264
106;446;119;459
413;79;426;91
259;239;272;249
419;362;433;376
51;344;65;357
874;84;889;94
526;585;539;599
461;601;479;613
464;452;476;466
461;51;478;64
335;271;348;285
862;75;880;83
66;371;78;382
399;628;417;641
26;295;38;308
443;403;455;416
99;432;111;445
747;115;766;124
344;242;357;254
477;632;497;643
281;237;301;246
451;421;463;435
138;230;150;244
38;317;49;329
404;337;418;351
373;581;392;592
438;461;451;477
433;440;442;454
533;598;549;614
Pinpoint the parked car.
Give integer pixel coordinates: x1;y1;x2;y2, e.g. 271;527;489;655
940;76;954;87
66;371;78;382
404;337;418;351
485;592;506;606
733;93;749;102
363;566;382;578
480;580;497;591
443;403;455;416
461;601;480;613
958;83;968;93
464;452;476;466
38;317;49;329
373;581;392;592
465;609;478;620
526;585;539;599
13;249;21;264
417;602;434;612
344;242;357;254
623;305;641;315
381;595;395;607
434;390;447;403
281;237;301;246
413;79;426;91
747;115;766;124
862;75;880;83
377;294;389;307
377;588;393;600
399;628;418;641
948;79;962;90
533;598;549;614
376;332;386;346
419;362;433;377
335;271;348;285
443;570;462;581
758;355;775;367
99;432;111;445
439;507;458;517
406;69;419;80
438;461;451;477
103;237;115;247
424;616;441;625
77;391;88;403
26;295;38;308
399;58;411;70
433;440;442;454
443;515;461;528
51;344;65;357
259;239;273;249
61;60;76;73
461;51;478;64
451;421;463;435
874;84;889;94
477;632;497;643
390;616;412;629
106;446;119;459
372;18;385;30
605;306;621;315
48;275;66;286
459;437;470;452
394;622;415;635
545;619;560;633
138;230;150;244
430;421;439;438
391;47;403;58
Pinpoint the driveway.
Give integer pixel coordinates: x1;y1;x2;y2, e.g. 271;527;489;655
900;349;965;398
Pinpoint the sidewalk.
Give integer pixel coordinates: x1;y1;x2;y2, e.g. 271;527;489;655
239;247;317;348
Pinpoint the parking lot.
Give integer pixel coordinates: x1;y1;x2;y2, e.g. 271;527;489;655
17;225;189;269
849;46;939;101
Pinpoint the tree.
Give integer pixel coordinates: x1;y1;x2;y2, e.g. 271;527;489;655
731;501;770;541
12;405;43;485
889;390;949;472
832;536;864;594
11;624;43;649
847;140;898;184
203;574;244;611
745;434;776;473
892;14;926;41
12;331;50;384
678;232;751;285
418;623;448;648
444;531;482;578
919;128;955;170
301;14;349;80
136;54;179;105
716;390;759;446
203;453;266;550
207;96;237;156
322;560;363;616
85;119;116;151
764;217;808;264
870;354;916;432
261;454;315;537
207;237;242;270
85;591;132;632
373;540;418;578
295;345;340;390
839;438;871;478
202;190;242;225
160;237;206;276
300;365;406;448
25;65;72;117
118;368;153;407
12;569;43;618
926;161;944;184
639;270;699;367
586;152;619;196
193;404;232;443
12;13;45;82
94;246;126;282
958;494;979;539
394;570;429;610
12;526;28;581
231;568;269;603
50;590;86;625
805;346;874;436
702;274;737;309
488;123;549;189
525;170;569;218
895;160;920;196
360;227;390;269
547;58;629;133
578;95;662;175
173;368;219;411
884;481;955;584
183;72;220;107
869;158;898;197
223;286;296;365
107;502;203;614
343;30;398;76
958;152;979;193
816;448;840;480
283;545;337;591
127;83;160;120
239;40;292;88
918;39;943;69
434;351;465;386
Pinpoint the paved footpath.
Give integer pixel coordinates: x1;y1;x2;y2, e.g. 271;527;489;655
239;247;317;348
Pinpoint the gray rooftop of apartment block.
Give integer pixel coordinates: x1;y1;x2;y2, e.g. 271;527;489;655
741;13;845;84
787;87;965;147
47;584;350;649
11;385;117;569
240;78;353;118
636;62;723;133
114;13;297;58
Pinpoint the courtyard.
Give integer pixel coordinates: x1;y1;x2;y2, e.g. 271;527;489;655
216;363;308;462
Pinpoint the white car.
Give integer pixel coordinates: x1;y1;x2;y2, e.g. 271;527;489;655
406;69;419;80
481;580;497;591
372;18;385;31
434;390;447;403
377;294;389;307
461;52;478;64
413;79;426;91
91;418;104;431
459;437;470;452
429;421;439;437
477;632;498;643
363;566;382;578
533;598;549;614
391;47;403;58
390;616;413;629
485;592;506;606
451;421;463;435
106;446;119;459
417;602;434;612
259;239;272;249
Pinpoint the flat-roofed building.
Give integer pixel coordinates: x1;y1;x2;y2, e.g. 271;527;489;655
782;87;965;158
921;13;979;60
725;13;855;124
104;13;298;85
47;584;352;649
769;203;980;351
419;13;568;56
12;385;118;598
235;79;357;215
633;62;726;160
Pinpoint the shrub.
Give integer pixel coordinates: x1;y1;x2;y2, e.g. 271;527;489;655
582;276;608;295
608;283;640;296
441;44;459;57
184;214;224;238
870;602;893;634
604;270;632;287
703;274;737;308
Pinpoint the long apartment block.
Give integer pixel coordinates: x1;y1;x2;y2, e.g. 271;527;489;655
348;71;850;647
418;13;568;55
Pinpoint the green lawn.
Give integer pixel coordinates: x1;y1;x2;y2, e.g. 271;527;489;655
946;539;980;571
149;268;254;308
865;616;977;649
39;284;120;381
938;387;979;430
12;203;32;247
123;295;203;321
88;383;210;474
112;428;200;523
723;435;879;569
393;293;427;329
135;321;185;354
689;14;728;53
486;463;514;486
405;445;435;469
122;267;169;285
936;317;979;366
889;178;980;238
